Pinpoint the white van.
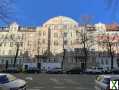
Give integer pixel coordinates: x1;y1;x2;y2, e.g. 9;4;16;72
0;73;26;90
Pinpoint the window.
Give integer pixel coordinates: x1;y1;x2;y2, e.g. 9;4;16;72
105;59;108;65
64;33;67;37
101;59;104;65
10;59;13;64
0;43;2;47
54;33;58;38
20;42;23;47
10;34;15;39
76;31;79;36
42;39;45;44
27;41;30;46
68;59;72;63
43;32;46;36
72;58;76;63
1;34;4;38
9;50;12;55
4;42;6;47
64;40;68;45
117;59;119;67
39;32;41;36
71;41;73;45
2;50;5;55
76;40;80;44
10;42;13;47
1;59;4;64
71;33;73;37
54;41;58;46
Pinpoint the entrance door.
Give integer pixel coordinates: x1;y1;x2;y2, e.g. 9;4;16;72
37;63;41;70
24;65;28;70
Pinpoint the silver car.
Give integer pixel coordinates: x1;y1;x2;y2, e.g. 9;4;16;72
95;75;119;90
0;73;26;90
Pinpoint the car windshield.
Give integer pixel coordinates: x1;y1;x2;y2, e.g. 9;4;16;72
7;74;17;82
0;75;9;84
102;78;110;84
102;78;119;85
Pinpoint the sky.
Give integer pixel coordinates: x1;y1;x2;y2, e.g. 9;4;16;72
0;0;119;26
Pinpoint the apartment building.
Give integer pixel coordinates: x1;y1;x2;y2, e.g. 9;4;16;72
0;16;119;70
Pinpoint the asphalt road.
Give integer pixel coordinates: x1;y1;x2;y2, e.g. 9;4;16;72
14;74;96;90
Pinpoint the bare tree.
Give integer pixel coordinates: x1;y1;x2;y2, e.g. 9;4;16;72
97;33;118;69
77;27;94;71
13;42;20;67
37;38;40;63
79;29;88;70
36;32;42;70
0;32;21;69
10;34;22;67
78;15;94;71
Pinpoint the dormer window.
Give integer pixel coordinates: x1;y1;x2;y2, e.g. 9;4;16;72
9;22;19;32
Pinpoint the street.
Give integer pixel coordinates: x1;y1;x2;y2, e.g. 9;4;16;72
14;74;96;90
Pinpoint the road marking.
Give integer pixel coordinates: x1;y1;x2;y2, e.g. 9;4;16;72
63;79;79;85
54;86;66;88
50;78;63;85
28;89;40;90
25;77;33;80
34;87;45;89
75;87;91;90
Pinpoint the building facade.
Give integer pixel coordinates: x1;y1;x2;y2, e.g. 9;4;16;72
0;16;119;70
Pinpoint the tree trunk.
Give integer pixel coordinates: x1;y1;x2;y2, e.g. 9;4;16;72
13;44;19;67
5;60;8;71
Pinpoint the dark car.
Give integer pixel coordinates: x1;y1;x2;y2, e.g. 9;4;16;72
46;68;63;74
66;67;82;74
3;67;20;73
25;67;41;73
111;68;119;74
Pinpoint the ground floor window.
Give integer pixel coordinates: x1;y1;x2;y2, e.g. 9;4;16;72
105;59;108;65
117;59;119;67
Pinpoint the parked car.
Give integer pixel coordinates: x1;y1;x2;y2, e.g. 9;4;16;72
95;75;119;90
111;68;119;74
3;67;20;73
0;73;26;90
85;67;103;74
101;68;111;74
66;67;82;74
25;67;41;73
46;68;63;74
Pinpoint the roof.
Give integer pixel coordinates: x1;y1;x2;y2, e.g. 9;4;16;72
43;16;78;27
106;23;119;31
